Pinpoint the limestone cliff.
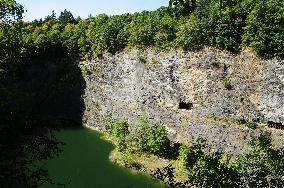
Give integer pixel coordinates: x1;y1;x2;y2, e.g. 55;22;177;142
81;48;284;154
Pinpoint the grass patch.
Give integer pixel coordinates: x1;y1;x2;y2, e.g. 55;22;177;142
221;77;232;90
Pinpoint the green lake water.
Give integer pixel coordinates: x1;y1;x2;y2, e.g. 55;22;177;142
41;128;164;188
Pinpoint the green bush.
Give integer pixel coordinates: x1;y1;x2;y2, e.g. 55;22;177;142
175;15;206;49
237;118;258;129
103;14;132;54
147;125;170;155
237;132;284;187
154;13;179;50
178;144;190;166
128;11;158;48
203;0;252;52
176;138;239;187
105;118;129;151
105;119;129;140
221;77;232;90
129;115;170;155
156;132;284;187
242;0;284;57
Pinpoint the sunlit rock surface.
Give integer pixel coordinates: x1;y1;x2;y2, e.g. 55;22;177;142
81;48;284;154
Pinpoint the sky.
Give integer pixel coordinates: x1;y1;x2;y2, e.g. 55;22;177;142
17;0;169;21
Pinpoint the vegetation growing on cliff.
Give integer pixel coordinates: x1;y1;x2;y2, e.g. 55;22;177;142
103;116;284;187
104;115;170;156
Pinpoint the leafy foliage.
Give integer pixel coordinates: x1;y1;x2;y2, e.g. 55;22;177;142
242;0;284;57
154;132;284;188
3;0;282;60
103;115;170;156
169;0;197;16
0;0;24;23
238;132;284;187
58;9;76;25
221;76;232;90
237;118;258;129
175;15;205;49
151;164;184;187
129;115;170;155
105;118;129;151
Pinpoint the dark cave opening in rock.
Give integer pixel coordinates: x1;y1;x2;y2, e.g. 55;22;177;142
267;121;284;130
178;101;193;110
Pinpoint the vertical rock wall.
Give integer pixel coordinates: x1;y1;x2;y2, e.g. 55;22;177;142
81;48;284;154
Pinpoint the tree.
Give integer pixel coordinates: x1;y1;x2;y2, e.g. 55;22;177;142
58;9;76;24
168;0;196;16
31;18;43;27
44;10;56;22
0;0;24;23
0;0;25;73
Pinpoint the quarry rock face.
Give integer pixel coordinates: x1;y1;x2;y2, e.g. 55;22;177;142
81;48;284;154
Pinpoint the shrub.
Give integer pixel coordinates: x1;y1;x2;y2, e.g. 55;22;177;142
128;11;158;48
105;119;129;150
103;14;132;54
176;138;239;187
105;119;129;139
147;125;170;155
178;144;190;166
178;137;206;168
154;133;284;188
237;132;284;187
187;151;239;188
242;0;284;57
221;77;232;90
237;118;258;129
154;14;179;50
175;15;206;49
129;115;170;155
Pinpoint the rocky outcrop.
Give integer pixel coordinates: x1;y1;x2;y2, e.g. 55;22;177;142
81;48;284;154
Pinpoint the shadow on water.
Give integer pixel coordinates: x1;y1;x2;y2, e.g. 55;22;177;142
0;50;86;187
0;46;163;187
42;128;164;188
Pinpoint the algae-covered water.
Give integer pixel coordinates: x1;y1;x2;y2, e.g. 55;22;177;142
41;128;164;188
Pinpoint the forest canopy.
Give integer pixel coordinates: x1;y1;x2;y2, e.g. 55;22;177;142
1;0;284;71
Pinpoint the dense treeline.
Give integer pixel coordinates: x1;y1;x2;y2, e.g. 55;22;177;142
1;0;284;76
1;0;283;75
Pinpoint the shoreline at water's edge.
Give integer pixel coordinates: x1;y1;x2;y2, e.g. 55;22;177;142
83;124;99;131
83;124;187;182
